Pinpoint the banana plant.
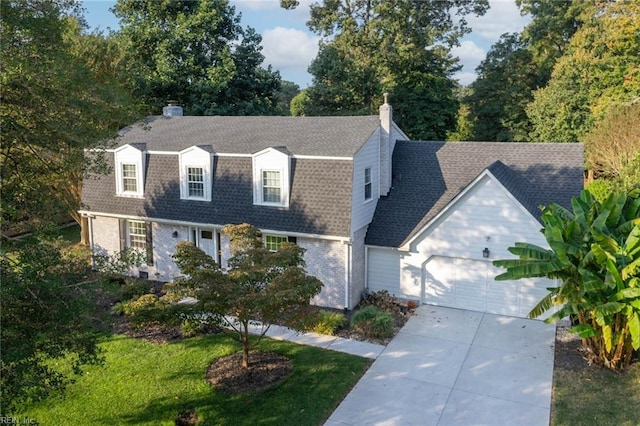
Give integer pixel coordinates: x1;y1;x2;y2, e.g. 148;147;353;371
494;189;640;370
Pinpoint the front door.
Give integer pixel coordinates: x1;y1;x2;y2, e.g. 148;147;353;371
190;228;216;260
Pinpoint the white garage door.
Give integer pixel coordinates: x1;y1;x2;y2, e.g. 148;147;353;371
423;256;552;318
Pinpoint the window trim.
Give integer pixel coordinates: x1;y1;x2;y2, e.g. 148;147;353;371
252;147;290;208
187;166;205;199
114;145;145;198
364;167;372;201
179;146;212;201
261;169;283;204
264;234;292;252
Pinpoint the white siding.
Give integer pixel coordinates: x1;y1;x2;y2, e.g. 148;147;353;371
351;131;381;235
366;175;556;318
367;247;401;296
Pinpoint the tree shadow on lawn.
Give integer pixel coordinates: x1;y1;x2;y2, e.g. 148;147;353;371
113;340;371;426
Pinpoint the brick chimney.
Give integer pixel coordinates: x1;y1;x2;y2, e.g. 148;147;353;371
162;101;183;117
379;93;393;196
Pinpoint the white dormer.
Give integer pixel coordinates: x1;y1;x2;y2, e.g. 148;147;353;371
252;147;290;208
179;146;213;201
115;144;145;198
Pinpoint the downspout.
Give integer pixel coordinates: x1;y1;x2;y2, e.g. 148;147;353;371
364;245;369;292
86;214;96;269
344;242;351;309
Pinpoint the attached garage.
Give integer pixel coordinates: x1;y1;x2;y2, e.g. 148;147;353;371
364;141;582;319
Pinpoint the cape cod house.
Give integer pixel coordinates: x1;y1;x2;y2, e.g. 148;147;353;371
80;98;583;316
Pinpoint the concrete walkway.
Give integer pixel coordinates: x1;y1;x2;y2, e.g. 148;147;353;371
324;305;556;426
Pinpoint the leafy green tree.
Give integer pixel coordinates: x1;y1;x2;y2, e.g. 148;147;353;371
274;80;300;116
584;103;640;192
290;89;311;116
1;234;102;412
281;0;489;139
527;1;640;142
169;224;323;369
113;0;281;115
463;33;543;141
517;0;593;82
494;190;640;371
1;0;138;241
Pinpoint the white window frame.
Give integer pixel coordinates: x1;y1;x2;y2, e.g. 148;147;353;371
364;167;372;201
128;220;146;250
179;146;212;201
262;169;282;204
115;145;145;198
264;235;289;252
187;166;205;198
252;148;290;208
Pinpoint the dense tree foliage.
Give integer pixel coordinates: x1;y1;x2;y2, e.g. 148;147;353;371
494;190;640;371
113;0;281;115
0;0;138;238
462;33;543;141
281;0;489;139
169;224;323;369
1;235;102;412
528;0;640;142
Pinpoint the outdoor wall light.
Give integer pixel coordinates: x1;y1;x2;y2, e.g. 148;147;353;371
172;231;179;238
482;247;490;258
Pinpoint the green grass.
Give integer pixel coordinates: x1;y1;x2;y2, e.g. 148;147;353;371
552;361;640;425
19;334;371;425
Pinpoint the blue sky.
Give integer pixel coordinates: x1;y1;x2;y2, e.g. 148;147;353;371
82;0;530;88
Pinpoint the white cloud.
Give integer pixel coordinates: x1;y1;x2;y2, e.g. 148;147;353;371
451;40;486;70
467;0;530;41
453;72;480;87
261;26;319;71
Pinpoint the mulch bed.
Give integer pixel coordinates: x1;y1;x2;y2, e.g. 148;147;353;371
205;351;293;395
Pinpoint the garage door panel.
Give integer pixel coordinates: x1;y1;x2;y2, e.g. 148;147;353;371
424;256;553;319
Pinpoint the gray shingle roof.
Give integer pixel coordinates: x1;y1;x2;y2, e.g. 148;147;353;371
82;154;354;237
365;141;584;247
115;115;381;157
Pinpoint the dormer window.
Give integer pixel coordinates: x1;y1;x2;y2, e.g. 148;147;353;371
252;147;290;207
179;146;212;201
262;170;282;203
115;144;145;198
187;167;205;198
364;167;372;201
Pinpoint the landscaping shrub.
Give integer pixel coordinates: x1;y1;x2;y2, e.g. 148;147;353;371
120;277;154;301
350;306;394;339
119;293;173;328
362;290;403;316
310;310;346;335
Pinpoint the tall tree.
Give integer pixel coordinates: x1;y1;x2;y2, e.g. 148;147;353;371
0;0;137;239
527;0;640;142
281;0;489;139
169;224;323;369
113;0;281;115
1;234;103;412
463;33;543;141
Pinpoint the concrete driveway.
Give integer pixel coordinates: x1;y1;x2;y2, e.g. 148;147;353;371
325;305;556;426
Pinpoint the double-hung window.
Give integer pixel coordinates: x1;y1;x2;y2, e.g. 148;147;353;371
187;167;204;198
364;167;372;201
122;164;138;193
262;170;281;204
264;235;296;252
128;220;147;250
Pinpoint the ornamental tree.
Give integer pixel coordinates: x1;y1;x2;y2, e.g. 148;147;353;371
494;189;640;370
170;223;323;369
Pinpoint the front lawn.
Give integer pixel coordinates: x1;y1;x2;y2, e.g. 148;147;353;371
551;327;640;425
20;334;371;425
